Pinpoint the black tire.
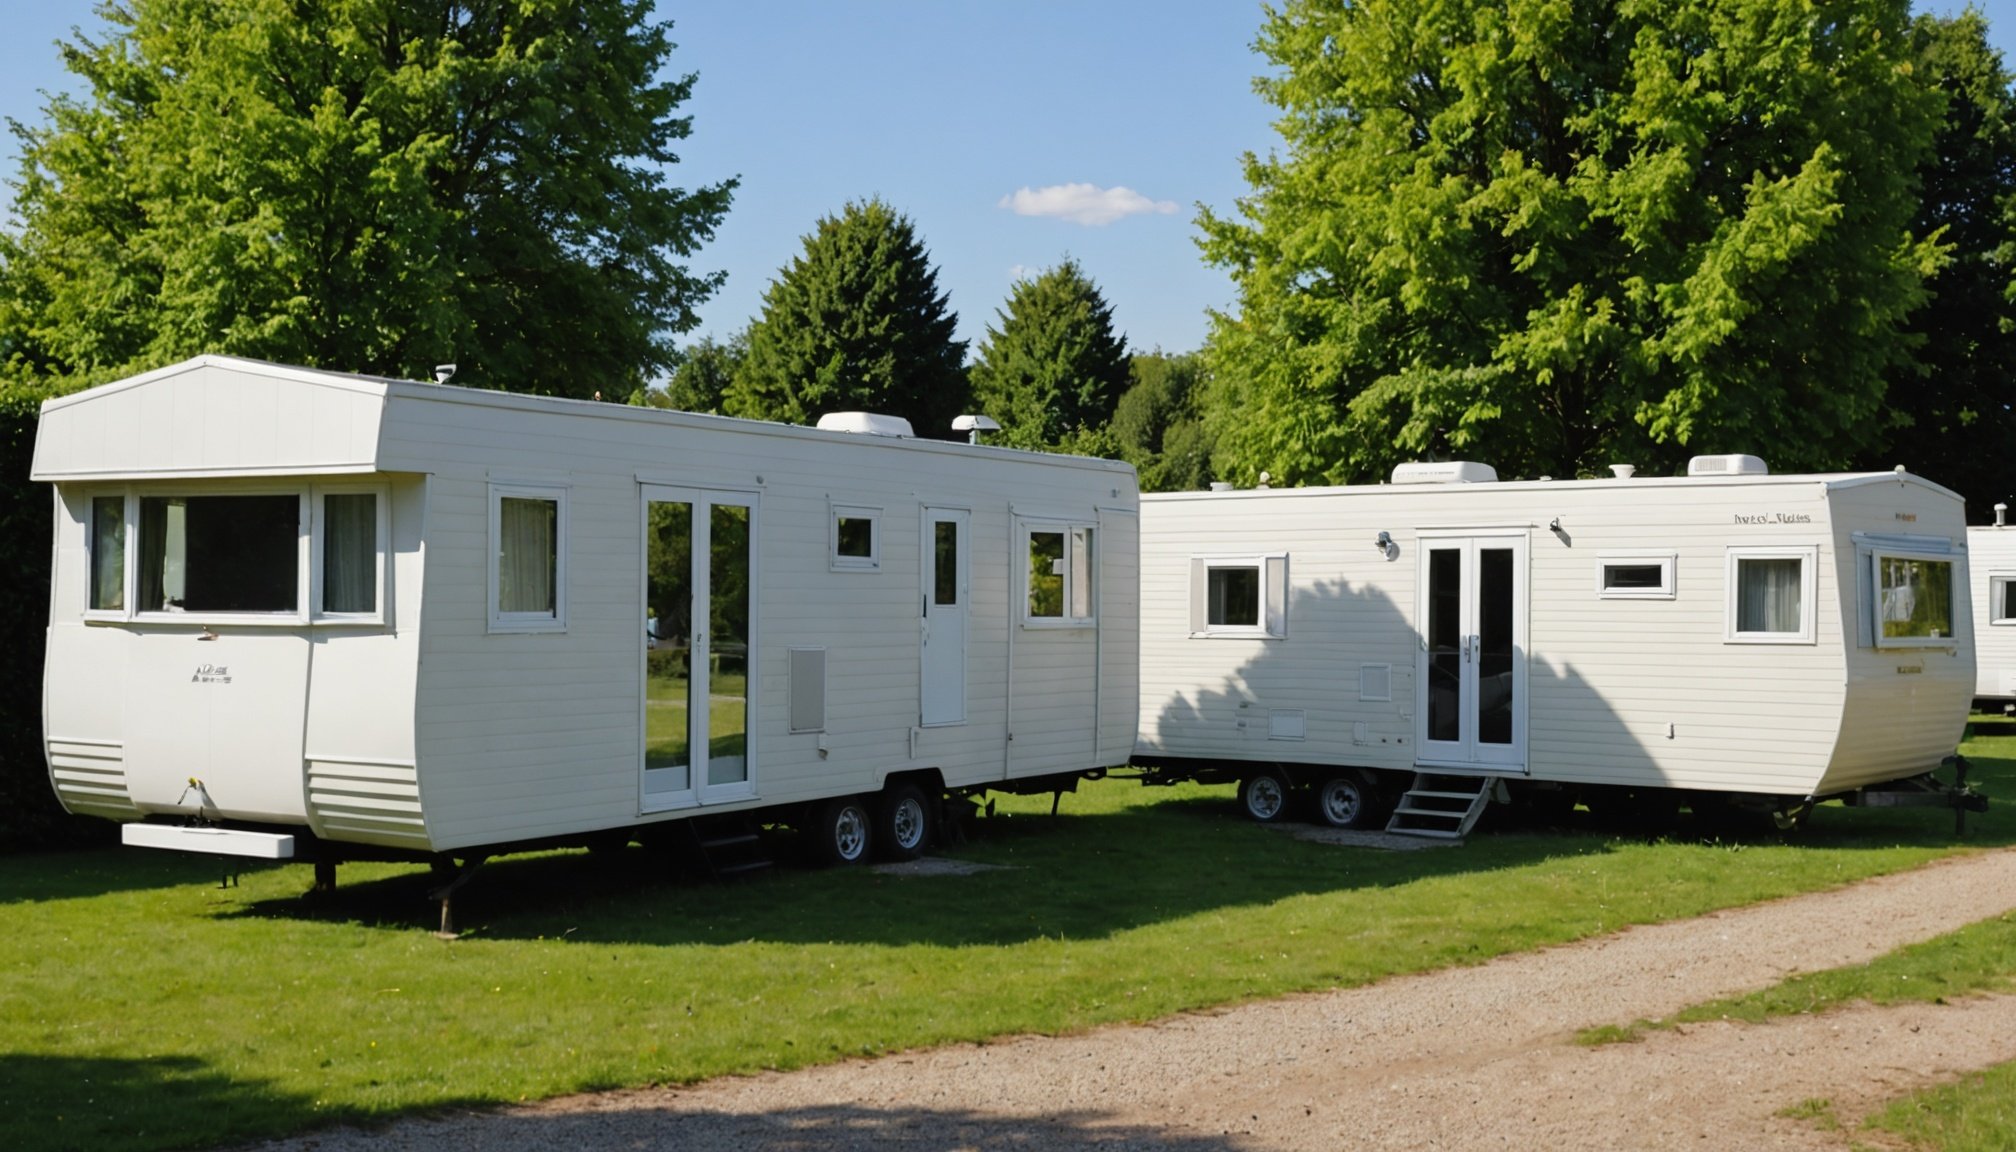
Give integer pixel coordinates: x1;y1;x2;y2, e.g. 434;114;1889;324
875;783;935;862
1313;773;1379;829
811;795;873;866
1237;768;1293;823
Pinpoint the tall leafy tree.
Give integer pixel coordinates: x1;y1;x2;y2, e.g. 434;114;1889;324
1199;0;1945;486
970;259;1131;451
0;0;735;397
640;333;745;412
727;199;969;439
1864;11;2016;516
1112;351;1216;491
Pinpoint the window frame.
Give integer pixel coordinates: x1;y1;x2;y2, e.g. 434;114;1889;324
83;491;134;622
1990;572;2016;626
127;488;310;624
1724;545;1818;645
1596;553;1676;600
310;483;391;625
828;502;881;573
1189;553;1289;639
1870;548;1959;649
488;482;569;634
1020;519;1097;628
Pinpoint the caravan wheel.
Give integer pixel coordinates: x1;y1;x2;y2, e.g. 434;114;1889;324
812;796;873;866
1237;769;1292;823
1315;774;1378;829
875;784;935;862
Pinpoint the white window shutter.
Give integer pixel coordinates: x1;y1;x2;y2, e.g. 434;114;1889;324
1190;557;1207;633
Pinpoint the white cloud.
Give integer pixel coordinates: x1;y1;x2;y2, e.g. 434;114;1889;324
1007;264;1033;281
998;183;1179;226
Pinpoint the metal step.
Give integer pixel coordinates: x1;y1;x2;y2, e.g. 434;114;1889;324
1386;773;1496;839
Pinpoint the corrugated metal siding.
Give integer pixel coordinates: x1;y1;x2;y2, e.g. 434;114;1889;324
47;740;138;819
305;759;428;848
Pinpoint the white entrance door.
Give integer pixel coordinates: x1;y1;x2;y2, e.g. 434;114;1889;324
642;485;757;810
921;507;969;726
1417;533;1528;771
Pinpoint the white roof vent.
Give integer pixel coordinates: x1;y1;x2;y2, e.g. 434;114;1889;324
816;412;915;438
1391;461;1499;485
1687;454;1768;477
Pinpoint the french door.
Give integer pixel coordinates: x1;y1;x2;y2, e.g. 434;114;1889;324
1417;532;1528;771
642;485;757;809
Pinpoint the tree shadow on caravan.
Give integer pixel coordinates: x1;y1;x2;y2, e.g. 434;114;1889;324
0;1051;328;1152
270;1102;1262;1152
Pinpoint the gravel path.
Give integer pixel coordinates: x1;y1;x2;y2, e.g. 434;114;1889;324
246;848;2016;1151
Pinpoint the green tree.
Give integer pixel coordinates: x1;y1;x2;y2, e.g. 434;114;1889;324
1112;351;1216;491
1199;0;1944;486
1863;11;2016;516
970;259;1131;451
726;199;969;438
640;334;746;412
0;0;734;397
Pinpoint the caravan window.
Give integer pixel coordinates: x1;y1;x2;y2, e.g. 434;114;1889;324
1992;575;2016;625
1872;551;1955;647
315;490;384;619
1190;555;1289;637
138;494;301;614
830;504;880;571
1725;547;1816;644
490;484;568;632
1597;554;1675;599
1025;524;1095;625
89;496;126;613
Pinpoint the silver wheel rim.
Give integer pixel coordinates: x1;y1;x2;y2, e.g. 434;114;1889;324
892;798;926;850
1247;776;1286;820
834;806;868;860
1322;781;1362;825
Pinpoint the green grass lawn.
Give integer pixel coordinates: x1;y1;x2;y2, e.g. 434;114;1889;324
1;743;2010;1152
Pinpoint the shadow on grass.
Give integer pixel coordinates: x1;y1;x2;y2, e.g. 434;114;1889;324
0;1052;345;1152
222;739;2016;949
0;843;237;906
280;1101;1262;1152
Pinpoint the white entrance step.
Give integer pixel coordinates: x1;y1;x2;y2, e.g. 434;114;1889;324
1385;773;1502;839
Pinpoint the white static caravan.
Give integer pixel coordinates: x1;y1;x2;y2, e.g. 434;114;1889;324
1968;514;2016;702
1133;458;1980;835
35;356;1139;873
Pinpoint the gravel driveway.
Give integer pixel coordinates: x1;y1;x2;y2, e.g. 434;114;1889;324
243;848;2016;1151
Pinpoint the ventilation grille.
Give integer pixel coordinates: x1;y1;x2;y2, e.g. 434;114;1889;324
306;759;428;849
1687;454;1768;476
1360;664;1394;702
47;739;139;819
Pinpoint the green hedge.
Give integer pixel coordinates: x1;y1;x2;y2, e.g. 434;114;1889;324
0;385;110;851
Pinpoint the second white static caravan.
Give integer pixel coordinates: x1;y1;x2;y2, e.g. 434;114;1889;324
1133;458;1979;835
35;357;1139;874
1967;515;2016;702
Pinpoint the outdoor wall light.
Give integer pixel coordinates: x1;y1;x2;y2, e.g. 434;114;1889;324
1375;530;1397;560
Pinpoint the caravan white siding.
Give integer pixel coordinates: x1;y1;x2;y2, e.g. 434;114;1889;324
1139;470;1968;799
1969;526;2016;700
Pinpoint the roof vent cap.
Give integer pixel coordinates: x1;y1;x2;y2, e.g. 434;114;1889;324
1687;454;1768;477
1391;461;1499;485
816;412;915;438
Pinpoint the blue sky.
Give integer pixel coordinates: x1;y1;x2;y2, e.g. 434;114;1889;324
2;2;2012;360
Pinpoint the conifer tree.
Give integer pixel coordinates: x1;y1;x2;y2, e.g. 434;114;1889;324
970;260;1131;452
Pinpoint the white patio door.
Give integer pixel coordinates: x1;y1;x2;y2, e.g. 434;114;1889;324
1417;532;1528;771
642;485;757;810
920;507;969;726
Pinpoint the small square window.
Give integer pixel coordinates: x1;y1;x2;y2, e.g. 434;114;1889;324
1189;554;1288;637
830;504;880;571
1874;551;1956;647
1597;555;1675;599
1991;575;2016;625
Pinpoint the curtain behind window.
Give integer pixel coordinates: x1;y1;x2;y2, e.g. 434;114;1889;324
91;497;124;611
323;494;376;613
499;497;556;614
1738;558;1802;633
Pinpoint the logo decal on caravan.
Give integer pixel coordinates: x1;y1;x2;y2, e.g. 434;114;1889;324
190;664;232;685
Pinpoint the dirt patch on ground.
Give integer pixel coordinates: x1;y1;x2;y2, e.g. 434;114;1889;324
242;849;2016;1151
